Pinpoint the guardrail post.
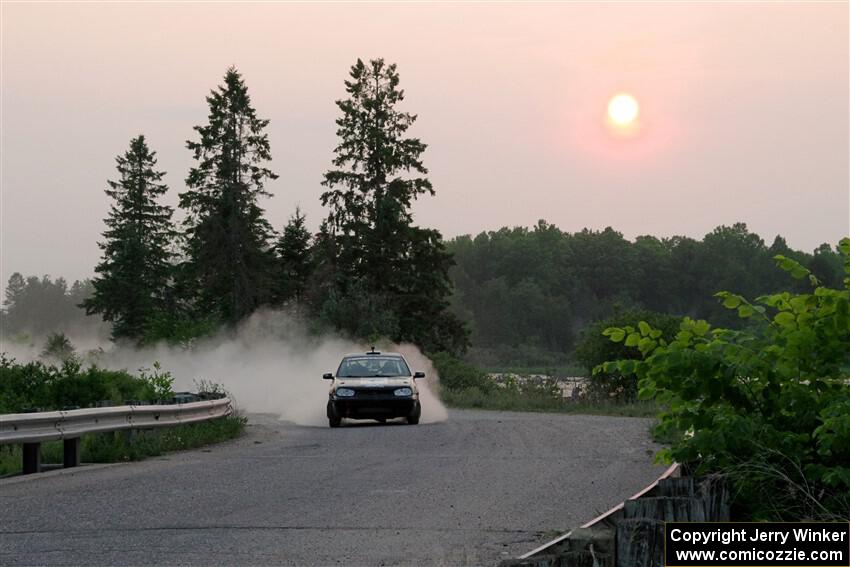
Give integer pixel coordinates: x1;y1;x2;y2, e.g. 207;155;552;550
63;437;81;468
22;442;41;474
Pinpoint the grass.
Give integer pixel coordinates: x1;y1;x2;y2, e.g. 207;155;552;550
440;387;662;418
0;414;246;476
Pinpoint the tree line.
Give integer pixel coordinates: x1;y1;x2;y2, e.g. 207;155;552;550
6;218;840;367
3;62;843;364
7;61;465;353
448;221;845;367
2;275;96;338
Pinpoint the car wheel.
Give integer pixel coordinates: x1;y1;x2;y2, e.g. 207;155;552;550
406;402;421;425
328;402;342;428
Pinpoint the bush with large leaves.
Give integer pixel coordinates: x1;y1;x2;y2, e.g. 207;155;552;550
574;308;680;400
600;238;850;520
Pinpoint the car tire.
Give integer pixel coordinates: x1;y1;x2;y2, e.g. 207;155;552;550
406;402;421;425
328;402;342;428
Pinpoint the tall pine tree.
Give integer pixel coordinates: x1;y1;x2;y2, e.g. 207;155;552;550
273;207;313;304
320;58;467;353
180;67;278;324
84;135;175;340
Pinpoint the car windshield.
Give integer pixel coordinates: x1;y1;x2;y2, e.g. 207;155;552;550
336;356;411;378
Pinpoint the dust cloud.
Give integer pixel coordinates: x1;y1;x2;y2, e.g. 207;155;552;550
1;309;449;426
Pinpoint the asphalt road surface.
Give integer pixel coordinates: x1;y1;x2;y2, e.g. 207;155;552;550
1;410;665;566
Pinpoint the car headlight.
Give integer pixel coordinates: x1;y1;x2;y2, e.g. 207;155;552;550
335;388;355;397
394;387;413;397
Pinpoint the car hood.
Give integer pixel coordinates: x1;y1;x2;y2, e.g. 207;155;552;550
335;377;413;388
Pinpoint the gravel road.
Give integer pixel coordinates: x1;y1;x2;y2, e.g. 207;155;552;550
0;410;664;566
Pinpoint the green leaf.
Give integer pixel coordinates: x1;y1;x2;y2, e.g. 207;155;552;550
791;265;809;279
722;294;741;309
603;327;626;342
738;304;755;318
789;296;810;313
625;332;641;347
638;337;656;355
774;254;811;279
638;385;656;399
774;311;796;328
693;320;710;337
638;321;651;337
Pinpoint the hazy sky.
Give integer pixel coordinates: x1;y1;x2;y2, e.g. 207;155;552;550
2;2;848;286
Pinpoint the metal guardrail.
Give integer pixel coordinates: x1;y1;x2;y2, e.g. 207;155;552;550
0;398;232;474
517;462;681;560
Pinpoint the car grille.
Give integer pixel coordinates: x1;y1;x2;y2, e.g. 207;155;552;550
353;388;395;399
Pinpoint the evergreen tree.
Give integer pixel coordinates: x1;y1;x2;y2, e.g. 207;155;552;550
3;273;26;315
83;135;174;340
274;207;313;303
320;58;467;353
180;67;278;324
809;243;843;288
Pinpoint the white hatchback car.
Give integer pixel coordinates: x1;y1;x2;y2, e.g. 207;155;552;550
324;350;425;427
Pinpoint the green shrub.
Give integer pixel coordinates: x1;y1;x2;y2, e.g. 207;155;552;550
574;308;680;400
430;352;494;392
600;238;850;520
137;361;175;400
0;356;158;413
432;352;660;416
40;332;76;362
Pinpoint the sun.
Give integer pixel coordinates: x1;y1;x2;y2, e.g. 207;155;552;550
607;93;639;127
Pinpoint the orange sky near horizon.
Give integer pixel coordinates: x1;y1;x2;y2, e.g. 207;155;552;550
1;2;848;286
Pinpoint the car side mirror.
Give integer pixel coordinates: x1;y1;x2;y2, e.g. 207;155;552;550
323;373;334;380
414;371;425;379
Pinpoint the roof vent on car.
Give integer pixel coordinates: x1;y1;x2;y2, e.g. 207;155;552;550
367;346;381;355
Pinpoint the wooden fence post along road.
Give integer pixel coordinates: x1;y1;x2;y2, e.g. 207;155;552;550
501;464;732;567
0;398;232;474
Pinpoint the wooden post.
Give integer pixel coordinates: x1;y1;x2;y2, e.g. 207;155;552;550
615;476;730;567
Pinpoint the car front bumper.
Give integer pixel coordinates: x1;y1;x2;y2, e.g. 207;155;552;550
329;397;418;419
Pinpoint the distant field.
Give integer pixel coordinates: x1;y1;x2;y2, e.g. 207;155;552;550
483;364;587;376
440;387;661;418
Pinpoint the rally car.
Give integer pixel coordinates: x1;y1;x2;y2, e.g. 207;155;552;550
324;349;425;427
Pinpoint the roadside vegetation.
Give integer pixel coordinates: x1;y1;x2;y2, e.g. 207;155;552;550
431;352;659;418
599;241;850;521
0;351;176;414
0;416;245;476
440;387;660;418
0;351;244;476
